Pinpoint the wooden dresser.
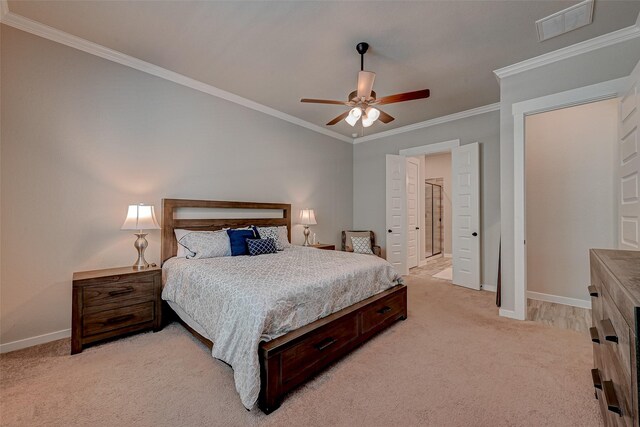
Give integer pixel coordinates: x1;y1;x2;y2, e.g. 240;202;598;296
590;249;640;426
72;266;162;354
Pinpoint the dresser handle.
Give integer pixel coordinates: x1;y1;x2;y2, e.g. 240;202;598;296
587;285;598;297
315;337;337;351
603;380;622;416
377;306;392;315
589;327;600;344
601;319;618;343
591;369;602;390
108;287;134;297
105;314;135;325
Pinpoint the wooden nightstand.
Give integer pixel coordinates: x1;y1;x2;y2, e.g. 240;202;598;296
308;243;335;250
71;266;162;354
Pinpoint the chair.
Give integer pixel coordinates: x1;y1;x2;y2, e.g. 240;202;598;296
341;230;382;257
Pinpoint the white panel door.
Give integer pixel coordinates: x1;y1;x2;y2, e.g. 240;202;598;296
619;59;640;250
451;143;481;289
386;154;408;275
406;157;420;268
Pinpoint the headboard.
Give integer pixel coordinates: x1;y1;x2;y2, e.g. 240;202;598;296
161;199;292;264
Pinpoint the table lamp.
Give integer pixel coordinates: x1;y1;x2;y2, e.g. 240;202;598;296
121;204;160;270
299;208;317;246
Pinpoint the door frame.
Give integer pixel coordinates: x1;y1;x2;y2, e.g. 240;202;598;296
406;157;421;268
399;139;460;267
509;77;628;321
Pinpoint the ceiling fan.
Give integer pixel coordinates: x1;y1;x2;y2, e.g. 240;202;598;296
301;42;430;128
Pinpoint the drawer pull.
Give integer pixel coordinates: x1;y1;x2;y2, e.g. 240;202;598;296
587;285;598;297
377;306;392;315
589;327;600;344
314;337;337;351
602;380;622;416
601;319;618;343
105;314;135;325
591;369;602;390
108;287;134;297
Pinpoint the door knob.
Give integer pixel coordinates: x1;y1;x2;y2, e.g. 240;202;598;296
388;229;392;233
472;232;478;237
415;227;420;230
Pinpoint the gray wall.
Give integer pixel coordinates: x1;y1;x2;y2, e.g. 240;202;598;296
0;26;353;345
353;110;501;288
499;37;640;312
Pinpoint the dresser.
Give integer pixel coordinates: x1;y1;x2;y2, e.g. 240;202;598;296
71;266;162;354
589;249;640;426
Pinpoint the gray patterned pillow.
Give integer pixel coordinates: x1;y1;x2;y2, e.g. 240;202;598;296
256;226;289;251
178;230;231;259
351;236;374;254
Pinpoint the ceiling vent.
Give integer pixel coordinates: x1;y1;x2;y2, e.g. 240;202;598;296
536;0;594;42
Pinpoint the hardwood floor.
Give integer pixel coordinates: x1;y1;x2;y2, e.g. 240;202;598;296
527;299;591;334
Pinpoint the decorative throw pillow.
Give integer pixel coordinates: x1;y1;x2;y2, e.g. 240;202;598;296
345;231;371;252
247;238;278;256
351;236;374;254
227;228;257;256
277;226;291;248
177;230;231;259
256;226;285;251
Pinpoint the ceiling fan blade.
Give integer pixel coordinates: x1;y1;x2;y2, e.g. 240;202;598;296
377;89;430;105
326;111;350;126
377;109;395;124
301;98;347;105
356;71;376;99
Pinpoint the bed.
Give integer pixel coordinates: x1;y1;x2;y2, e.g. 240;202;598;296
160;199;407;413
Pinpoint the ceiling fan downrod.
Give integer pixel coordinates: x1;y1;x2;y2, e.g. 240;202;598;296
356;42;369;71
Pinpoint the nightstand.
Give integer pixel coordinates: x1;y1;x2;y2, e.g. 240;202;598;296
308;243;335;250
71;266;162;354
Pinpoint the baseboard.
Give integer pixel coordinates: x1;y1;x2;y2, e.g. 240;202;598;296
0;329;71;354
499;308;524;320
482;283;497;292
526;291;591;309
444;253;452;258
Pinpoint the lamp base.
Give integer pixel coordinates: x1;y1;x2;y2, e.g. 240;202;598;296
303;226;311;246
133;233;150;270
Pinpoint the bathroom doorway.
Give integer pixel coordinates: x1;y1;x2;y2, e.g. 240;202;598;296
424;178;443;258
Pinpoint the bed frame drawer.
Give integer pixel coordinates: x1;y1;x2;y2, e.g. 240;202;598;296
360;292;406;335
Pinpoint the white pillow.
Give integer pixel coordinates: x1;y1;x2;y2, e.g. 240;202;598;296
174;229;195;258
175;229;231;259
351;236;374;254
277;226;291;248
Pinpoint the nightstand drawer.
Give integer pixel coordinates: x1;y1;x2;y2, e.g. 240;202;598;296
83;279;155;311
83;302;154;337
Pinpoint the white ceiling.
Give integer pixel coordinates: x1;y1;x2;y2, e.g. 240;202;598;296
7;1;640;138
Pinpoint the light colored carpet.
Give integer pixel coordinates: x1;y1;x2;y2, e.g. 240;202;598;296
0;274;600;426
432;267;453;281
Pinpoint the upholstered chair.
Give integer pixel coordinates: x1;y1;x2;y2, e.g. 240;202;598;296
341;230;382;257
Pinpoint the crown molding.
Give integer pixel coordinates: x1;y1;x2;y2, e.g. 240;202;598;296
494;22;640;80
353;103;500;144
0;11;354;144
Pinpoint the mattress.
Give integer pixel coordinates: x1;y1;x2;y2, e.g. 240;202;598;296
162;246;401;409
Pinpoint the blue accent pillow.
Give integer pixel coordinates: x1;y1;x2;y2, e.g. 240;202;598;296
227;229;257;256
247;238;278;256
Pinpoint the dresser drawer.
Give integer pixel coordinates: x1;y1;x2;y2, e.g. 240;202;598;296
82;302;154;337
83;279;155;311
280;314;358;385
600;285;632;380
360;292;406;334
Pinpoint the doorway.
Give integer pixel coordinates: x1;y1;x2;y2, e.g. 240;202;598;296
424;179;443;259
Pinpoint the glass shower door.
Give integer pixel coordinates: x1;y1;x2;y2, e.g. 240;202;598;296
425;180;443;259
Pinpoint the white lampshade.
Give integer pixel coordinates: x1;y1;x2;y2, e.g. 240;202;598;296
361;113;374;128
121;204;160;231
299;208;317;225
365;107;380;122
345;113;358;127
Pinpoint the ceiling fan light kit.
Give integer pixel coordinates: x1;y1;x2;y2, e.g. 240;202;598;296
301;42;431;131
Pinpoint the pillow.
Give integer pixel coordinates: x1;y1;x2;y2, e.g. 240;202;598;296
351;236;374;254
227;228;257;256
247;238;278;256
277;226;291;248
256;226;285;251
345;231;371;252
177;230;231;259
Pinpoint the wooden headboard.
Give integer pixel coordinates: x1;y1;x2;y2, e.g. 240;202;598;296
161;199;292;264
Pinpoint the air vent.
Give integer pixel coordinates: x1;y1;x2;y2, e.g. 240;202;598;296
536;0;594;42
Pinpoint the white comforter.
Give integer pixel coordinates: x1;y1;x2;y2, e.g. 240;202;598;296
162;246;401;409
